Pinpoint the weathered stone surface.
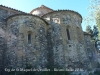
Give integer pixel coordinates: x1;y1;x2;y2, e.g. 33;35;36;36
7;15;48;69
42;11;91;69
0;5;99;74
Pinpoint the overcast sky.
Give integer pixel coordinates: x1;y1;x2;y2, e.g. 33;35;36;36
0;0;90;31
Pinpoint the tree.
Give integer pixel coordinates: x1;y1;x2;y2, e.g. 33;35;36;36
84;0;97;29
93;25;99;40
85;25;99;41
95;9;100;39
86;25;93;35
84;0;100;40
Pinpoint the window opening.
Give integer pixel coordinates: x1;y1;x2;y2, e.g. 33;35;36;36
28;33;31;44
66;28;70;40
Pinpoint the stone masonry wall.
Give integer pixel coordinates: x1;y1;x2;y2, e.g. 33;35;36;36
0;6;98;72
0;7;23;74
84;34;98;68
42;11;89;69
7;15;48;69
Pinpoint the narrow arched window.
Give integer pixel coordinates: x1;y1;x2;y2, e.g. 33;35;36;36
66;28;70;40
28;33;31;44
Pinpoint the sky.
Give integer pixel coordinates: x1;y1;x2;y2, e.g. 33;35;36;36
0;0;90;31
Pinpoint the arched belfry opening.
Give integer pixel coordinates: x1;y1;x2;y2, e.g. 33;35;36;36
28;31;32;44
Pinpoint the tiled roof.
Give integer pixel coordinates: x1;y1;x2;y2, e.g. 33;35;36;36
42;9;82;19
30;5;53;14
30;5;54;17
0;5;26;13
84;32;92;36
6;14;49;25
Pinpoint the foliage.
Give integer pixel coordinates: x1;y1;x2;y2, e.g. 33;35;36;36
8;71;71;75
86;25;93;35
94;70;100;75
95;10;100;39
93;25;99;40
85;25;99;41
83;0;96;29
40;71;71;75
84;0;100;39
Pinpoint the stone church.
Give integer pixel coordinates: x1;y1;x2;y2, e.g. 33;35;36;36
0;5;100;72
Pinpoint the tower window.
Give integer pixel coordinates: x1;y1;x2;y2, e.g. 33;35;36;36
28;33;31;44
66;28;70;40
